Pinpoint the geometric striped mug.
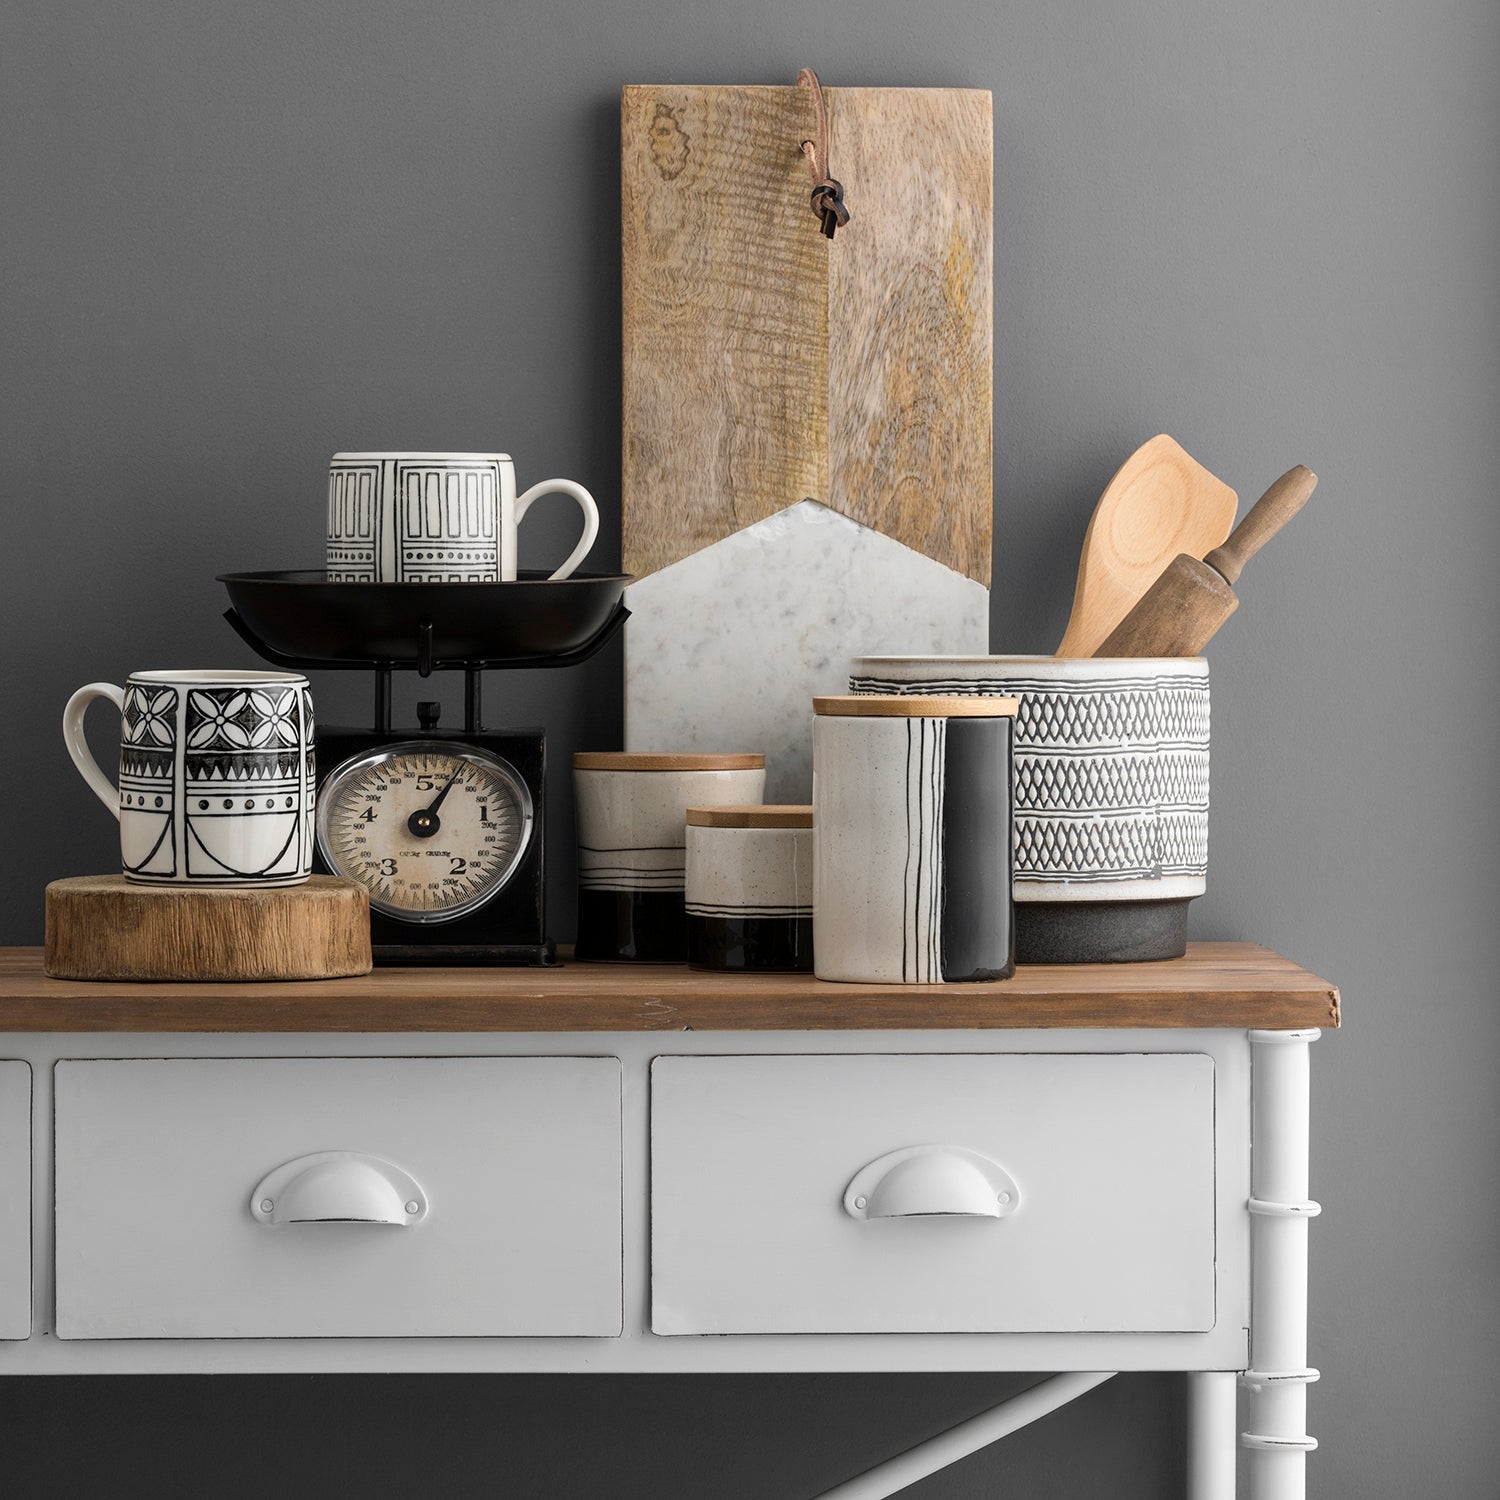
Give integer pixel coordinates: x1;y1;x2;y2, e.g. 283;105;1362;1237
63;670;315;887
326;451;598;583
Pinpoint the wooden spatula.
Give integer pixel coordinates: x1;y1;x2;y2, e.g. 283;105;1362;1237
1055;435;1238;657
1094;465;1316;657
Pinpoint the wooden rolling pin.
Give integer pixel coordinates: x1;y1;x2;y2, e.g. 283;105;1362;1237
1093;465;1317;657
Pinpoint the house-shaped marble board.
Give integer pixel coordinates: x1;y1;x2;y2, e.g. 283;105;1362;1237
621;83;994;794
625;502;989;802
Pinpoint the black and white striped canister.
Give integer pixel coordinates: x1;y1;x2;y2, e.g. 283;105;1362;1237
812;696;1017;984
685;805;814;972
572;752;767;962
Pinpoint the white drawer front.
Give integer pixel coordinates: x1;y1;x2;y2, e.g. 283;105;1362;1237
0;1061;31;1340
652;1053;1216;1335
55;1057;621;1340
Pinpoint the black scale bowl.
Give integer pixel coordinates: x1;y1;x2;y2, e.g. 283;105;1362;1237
218;570;630;670
216;569;633;969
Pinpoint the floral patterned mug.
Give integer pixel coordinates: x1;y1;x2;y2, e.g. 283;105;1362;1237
63;670;315;886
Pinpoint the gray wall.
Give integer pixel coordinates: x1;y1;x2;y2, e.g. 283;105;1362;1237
3;1;1494;1495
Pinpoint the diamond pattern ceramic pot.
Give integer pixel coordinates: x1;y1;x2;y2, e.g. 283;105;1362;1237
848;657;1210;963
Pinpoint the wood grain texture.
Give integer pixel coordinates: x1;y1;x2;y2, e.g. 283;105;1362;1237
622;85;992;585
44;876;371;982
826;87;993;585
813;694;1017;717
0;943;1339;1032
1203;465;1316;585
1095;465;1316;657
1056;436;1238;657
1092;554;1237;657
685;805;813;828
622;85;828;580
573;752;765;771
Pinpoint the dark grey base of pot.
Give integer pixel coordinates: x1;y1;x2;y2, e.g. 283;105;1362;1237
1014;897;1193;965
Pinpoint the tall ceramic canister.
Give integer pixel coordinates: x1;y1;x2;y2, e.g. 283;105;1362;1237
812;696;1017;983
572;753;767;962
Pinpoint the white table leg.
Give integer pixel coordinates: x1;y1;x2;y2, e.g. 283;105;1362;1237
1187;1371;1237;1498
1243;1029;1321;1500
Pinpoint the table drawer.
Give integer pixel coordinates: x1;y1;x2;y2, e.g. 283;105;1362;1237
652;1052;1216;1335
55;1057;621;1339
0;1061;31;1340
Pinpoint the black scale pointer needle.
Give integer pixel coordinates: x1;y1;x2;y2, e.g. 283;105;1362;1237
406;766;464;838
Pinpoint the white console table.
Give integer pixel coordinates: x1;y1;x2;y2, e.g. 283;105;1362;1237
0;942;1338;1498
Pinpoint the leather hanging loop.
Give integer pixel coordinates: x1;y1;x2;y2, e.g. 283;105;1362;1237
797;68;850;239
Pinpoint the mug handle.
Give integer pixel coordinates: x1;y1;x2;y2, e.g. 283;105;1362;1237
514;480;600;581
63;683;126;819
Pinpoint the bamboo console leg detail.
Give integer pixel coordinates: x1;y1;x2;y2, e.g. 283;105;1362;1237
1243;1029;1322;1500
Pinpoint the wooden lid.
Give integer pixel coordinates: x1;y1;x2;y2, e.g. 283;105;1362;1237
685;804;813;829
813;695;1018;718
573;752;766;771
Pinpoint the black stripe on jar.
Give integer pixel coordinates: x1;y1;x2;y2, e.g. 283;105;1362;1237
687;912;814;972
574;889;688;963
939;715;1015;981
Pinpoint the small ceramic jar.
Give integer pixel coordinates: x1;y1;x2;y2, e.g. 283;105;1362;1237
685;805;814;972
572;753;767;962
812;695;1017;984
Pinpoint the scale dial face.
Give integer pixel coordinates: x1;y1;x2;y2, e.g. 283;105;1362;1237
316;741;534;924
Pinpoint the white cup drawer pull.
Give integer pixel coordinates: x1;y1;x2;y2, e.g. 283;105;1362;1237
843;1145;1021;1221
250;1151;429;1227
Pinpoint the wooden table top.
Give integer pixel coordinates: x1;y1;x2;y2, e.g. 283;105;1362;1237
0;943;1339;1033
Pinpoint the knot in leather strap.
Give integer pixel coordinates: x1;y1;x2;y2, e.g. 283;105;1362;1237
797;68;851;239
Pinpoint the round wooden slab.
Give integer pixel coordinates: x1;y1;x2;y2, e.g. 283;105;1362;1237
44;876;372;982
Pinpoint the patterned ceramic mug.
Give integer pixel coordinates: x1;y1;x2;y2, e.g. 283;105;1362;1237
326;451;599;583
63;670;315;887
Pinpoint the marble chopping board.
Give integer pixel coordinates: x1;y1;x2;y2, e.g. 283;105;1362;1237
621;83;994;796
625;502;988;802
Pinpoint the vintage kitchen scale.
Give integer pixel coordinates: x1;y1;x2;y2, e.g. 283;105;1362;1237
219;569;630;964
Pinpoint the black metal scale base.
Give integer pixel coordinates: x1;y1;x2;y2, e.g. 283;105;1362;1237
314;713;552;967
219;571;630;966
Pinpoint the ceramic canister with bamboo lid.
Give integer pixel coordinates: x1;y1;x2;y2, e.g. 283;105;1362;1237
812;696;1018;984
685;805;814;972
572;752;766;962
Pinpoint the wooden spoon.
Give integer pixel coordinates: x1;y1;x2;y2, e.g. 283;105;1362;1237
1055;435;1238;657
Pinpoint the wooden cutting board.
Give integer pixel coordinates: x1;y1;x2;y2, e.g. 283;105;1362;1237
622;84;993;585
